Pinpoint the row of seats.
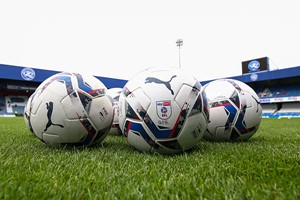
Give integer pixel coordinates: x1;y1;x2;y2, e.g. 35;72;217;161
262;112;300;119
0;96;6;115
257;85;300;98
0;96;27;116
261;102;300;113
261;102;300;118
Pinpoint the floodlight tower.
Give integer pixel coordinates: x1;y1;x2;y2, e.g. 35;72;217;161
176;38;183;68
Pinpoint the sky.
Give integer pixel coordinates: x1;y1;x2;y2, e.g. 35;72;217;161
1;0;300;82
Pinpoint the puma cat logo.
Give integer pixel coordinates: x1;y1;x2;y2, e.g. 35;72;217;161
145;75;177;95
44;101;64;131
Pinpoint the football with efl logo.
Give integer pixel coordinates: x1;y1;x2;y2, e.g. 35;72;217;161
118;67;209;154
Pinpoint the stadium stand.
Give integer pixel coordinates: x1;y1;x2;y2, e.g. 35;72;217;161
1;63;300;118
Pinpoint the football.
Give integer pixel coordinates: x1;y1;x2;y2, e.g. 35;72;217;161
24;93;34;133
202;79;262;141
107;87;123;135
24;72;114;147
118;67;209;154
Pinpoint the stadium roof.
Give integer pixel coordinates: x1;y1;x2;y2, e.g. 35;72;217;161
200;65;300;85
0;63;127;89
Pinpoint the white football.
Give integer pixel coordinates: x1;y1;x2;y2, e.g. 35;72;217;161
203;79;262;141
24;93;34;133
106;87;123;135
118;67;209;154
24;72;114;147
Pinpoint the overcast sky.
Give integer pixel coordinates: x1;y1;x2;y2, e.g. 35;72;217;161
1;0;300;82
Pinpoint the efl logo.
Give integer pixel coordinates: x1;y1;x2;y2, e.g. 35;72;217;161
156;100;172;120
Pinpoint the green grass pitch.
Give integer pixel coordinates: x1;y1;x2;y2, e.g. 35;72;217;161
0;117;299;199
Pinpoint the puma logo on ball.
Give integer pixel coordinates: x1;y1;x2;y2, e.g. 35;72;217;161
44;101;64;131
145;75;177;95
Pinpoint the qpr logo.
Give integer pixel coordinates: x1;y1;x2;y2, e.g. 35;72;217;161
21;67;35;81
248;60;260;72
156;101;172;119
250;73;258;81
